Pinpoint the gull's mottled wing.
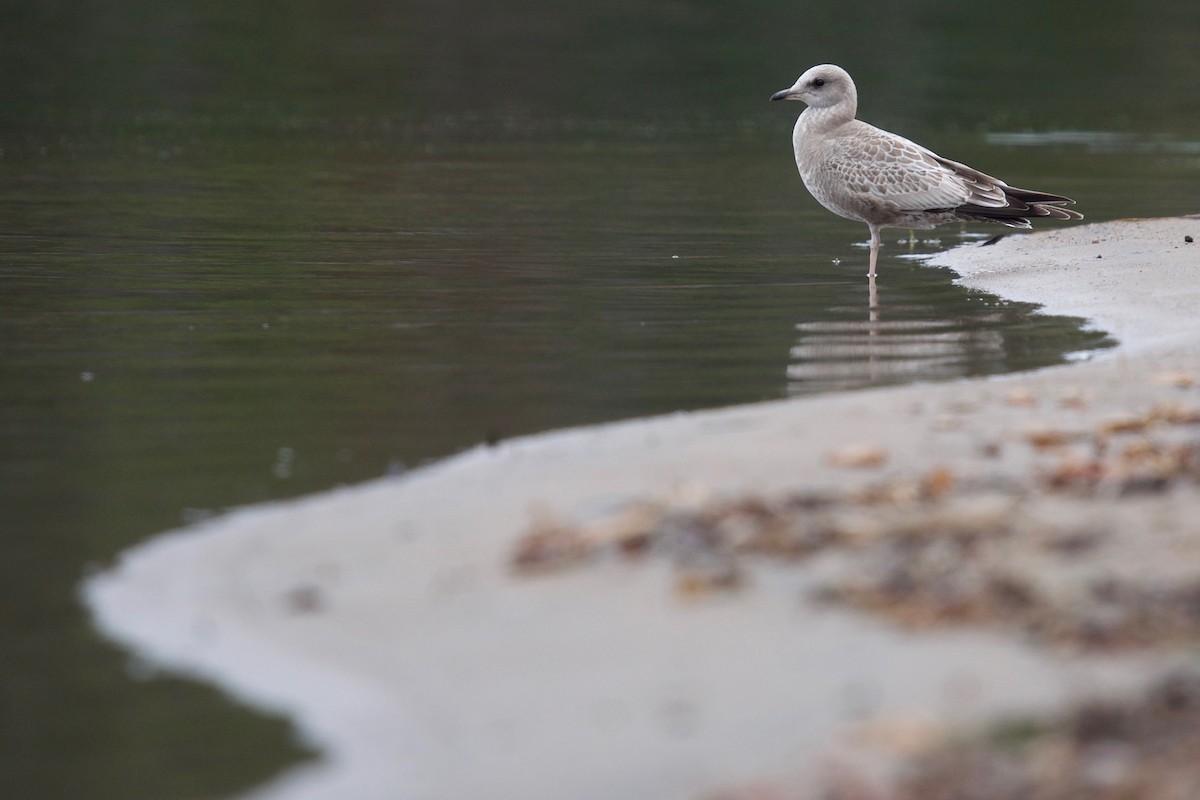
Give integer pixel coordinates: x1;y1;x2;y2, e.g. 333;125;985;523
825;123;1008;211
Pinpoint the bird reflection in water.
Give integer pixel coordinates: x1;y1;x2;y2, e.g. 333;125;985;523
786;279;1005;395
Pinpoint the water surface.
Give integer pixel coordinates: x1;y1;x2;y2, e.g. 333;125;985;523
2;2;1198;798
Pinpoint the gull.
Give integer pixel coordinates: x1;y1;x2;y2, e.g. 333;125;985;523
770;64;1081;279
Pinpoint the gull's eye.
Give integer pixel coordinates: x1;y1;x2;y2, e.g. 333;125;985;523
812;78;826;88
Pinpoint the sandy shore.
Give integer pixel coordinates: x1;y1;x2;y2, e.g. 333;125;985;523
85;216;1200;800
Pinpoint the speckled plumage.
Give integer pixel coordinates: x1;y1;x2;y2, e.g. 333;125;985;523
771;65;1081;278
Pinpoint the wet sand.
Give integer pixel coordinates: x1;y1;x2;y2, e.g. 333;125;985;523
85;216;1200;800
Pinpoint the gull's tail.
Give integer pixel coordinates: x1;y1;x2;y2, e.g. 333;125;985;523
954;185;1083;229
933;153;1083;230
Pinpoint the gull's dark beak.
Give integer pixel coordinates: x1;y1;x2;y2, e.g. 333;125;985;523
769;89;794;102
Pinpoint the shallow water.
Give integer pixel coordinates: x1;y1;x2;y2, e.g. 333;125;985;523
2;2;1198;798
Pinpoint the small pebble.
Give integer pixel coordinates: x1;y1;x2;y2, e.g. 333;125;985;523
284;584;324;614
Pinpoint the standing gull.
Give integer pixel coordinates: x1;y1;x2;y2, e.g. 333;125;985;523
771;64;1081;278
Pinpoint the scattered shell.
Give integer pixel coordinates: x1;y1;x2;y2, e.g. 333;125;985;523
1040;528;1103;555
511;517;593;573
1153;370;1198;389
920;468;957;501
851;479;922;507
930;414;963;431
823;510;889;545
1150;402;1200;425
509;398;1200;649
676;562;744;597
828;443;889;469
1059;392;1088;411
852;716;949;758
863;670;1200;800
1042;457;1105;492
588;502;663;556
916;495;1013;535
1005;388;1037;407
1024;428;1075;449
1098;414;1150;436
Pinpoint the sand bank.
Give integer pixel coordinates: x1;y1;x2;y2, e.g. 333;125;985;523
85;216;1200;800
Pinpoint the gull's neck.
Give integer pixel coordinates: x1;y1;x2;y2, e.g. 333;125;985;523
792;102;857;175
796;102;857;137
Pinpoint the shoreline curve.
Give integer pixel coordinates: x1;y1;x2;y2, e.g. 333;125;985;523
85;215;1200;800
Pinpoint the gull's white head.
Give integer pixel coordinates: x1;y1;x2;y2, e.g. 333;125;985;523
770;64;856;111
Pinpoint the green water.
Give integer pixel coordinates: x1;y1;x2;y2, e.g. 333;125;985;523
2;2;1197;798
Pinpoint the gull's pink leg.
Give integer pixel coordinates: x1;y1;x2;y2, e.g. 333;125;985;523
867;224;881;278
